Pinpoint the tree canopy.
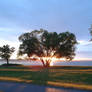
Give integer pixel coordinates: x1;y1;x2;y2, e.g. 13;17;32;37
0;45;15;65
18;29;77;67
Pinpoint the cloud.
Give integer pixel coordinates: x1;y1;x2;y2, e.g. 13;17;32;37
0;27;13;32
0;39;19;46
78;40;92;46
74;51;92;60
76;40;92;56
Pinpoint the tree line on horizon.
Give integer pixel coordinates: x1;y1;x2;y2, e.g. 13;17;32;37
0;26;92;67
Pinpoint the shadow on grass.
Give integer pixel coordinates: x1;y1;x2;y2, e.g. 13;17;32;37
24;68;51;85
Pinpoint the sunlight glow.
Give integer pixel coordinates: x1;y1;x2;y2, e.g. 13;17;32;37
40;57;67;66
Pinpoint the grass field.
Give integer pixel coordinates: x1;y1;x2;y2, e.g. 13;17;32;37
0;64;92;90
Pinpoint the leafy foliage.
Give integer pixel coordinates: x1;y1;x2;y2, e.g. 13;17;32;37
0;45;15;65
18;29;77;67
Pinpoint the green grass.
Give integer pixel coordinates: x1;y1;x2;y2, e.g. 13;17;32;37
0;65;92;90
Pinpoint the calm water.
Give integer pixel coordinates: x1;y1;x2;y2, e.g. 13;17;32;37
54;61;92;66
0;60;92;66
0;82;91;92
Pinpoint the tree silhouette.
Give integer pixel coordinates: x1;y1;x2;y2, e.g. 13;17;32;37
18;29;77;67
0;45;15;65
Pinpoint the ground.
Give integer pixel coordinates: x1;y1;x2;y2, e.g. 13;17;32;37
0;64;92;91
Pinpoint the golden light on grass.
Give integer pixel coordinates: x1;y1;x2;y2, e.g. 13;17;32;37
0;77;92;91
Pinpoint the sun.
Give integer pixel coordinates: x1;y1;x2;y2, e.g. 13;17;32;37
50;61;54;66
41;57;58;66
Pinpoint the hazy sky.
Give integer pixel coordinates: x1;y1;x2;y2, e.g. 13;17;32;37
0;0;92;60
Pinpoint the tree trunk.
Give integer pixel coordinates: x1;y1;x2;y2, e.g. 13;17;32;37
45;60;50;67
6;59;9;65
41;59;50;67
40;59;45;67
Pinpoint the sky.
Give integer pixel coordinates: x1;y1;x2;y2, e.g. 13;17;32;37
0;0;92;60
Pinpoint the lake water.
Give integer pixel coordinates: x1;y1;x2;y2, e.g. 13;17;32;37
0;60;92;66
0;81;91;92
54;61;92;66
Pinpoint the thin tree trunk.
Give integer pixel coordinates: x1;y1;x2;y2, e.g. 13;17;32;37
41;59;50;67
40;59;45;67
6;59;9;65
45;60;50;67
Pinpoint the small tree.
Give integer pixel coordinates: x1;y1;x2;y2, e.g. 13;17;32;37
18;29;77;67
0;45;15;65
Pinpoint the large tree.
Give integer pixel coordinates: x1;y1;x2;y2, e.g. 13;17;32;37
18;29;77;67
0;45;15;65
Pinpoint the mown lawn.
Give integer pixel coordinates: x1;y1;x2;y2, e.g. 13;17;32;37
0;65;92;86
